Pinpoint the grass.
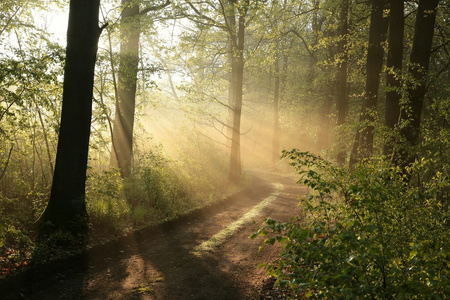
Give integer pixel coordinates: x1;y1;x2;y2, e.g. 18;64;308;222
192;183;283;255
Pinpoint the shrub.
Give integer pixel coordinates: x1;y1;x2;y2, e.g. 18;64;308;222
86;170;130;231
252;150;450;299
125;147;182;220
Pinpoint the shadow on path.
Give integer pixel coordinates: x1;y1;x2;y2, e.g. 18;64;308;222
3;173;303;299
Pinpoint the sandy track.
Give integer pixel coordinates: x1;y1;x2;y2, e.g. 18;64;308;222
8;172;305;300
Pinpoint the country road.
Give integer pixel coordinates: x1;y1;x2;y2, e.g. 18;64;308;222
8;172;305;300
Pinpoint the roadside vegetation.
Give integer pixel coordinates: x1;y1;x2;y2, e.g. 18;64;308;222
0;137;249;277
253;150;450;299
2;0;450;297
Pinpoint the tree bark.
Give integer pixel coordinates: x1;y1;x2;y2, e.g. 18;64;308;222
272;51;280;166
109;0;169;178
229;0;248;181
383;0;404;157
226;1;236;148
305;0;320;90
349;0;388;167
110;0;140;178
336;0;349;166
393;0;440;167
38;0;103;232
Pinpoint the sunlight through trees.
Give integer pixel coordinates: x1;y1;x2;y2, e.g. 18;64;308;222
1;0;449;297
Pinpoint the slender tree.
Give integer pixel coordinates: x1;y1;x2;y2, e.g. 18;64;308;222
335;0;349;165
38;0;105;232
383;0;404;157
226;0;236;147
229;0;249;181
272;48;281;166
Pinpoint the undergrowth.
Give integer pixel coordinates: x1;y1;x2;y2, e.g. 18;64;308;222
0;142;247;276
252;149;450;299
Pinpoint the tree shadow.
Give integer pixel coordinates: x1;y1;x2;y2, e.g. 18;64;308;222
1;174;279;299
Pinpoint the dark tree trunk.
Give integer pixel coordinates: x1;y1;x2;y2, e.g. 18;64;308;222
383;0;404;157
349;0;388;167
336;0;349;166
393;0;440;167
229;1;248;181
38;0;103;232
110;0;140;178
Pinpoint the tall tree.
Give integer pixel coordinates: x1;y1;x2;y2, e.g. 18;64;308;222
110;0;170;178
383;0;404;157
393;0;440;167
349;0;387;167
38;0;105;232
110;0;140;178
335;0;349;165
226;0;236;147
229;0;249;181
272;48;281;166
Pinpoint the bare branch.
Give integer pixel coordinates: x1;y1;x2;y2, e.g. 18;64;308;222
195;127;231;148
140;0;171;15
0;6;20;37
287;29;316;61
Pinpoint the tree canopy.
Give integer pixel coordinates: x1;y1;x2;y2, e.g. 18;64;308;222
0;0;449;296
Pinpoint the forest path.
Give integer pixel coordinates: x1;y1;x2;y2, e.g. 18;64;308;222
22;172;305;299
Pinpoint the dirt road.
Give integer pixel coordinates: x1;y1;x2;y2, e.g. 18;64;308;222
9;172;305;299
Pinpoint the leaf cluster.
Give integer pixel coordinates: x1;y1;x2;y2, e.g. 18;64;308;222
252;150;450;299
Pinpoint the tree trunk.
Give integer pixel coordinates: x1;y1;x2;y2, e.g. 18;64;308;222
306;0;320;90
383;0;404;157
349;0;388;166
393;0;440;167
272;52;280;166
318;96;334;151
229;1;248;181
226;1;236;147
336;0;349;166
110;0;140;178
38;0;103;232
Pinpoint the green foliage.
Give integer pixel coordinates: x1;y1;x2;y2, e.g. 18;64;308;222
125;139;230;223
0;222;33;276
125;147;180;220
252;150;450;299
32;230;85;265
86;170;130;231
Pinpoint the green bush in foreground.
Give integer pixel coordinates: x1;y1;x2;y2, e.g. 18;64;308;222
252;150;450;299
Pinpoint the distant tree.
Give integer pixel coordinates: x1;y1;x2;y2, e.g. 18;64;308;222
335;0;349;165
37;0;106;232
228;0;250;181
272;47;281;166
110;0;170;178
175;0;254;181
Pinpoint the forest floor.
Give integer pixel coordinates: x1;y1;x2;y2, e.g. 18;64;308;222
5;172;306;299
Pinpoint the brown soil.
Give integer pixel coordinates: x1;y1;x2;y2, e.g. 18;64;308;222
5;172;306;299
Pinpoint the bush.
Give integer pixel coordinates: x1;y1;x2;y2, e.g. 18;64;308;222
252;150;450;299
0;224;33;276
86;170;130;231
125;147;183;221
